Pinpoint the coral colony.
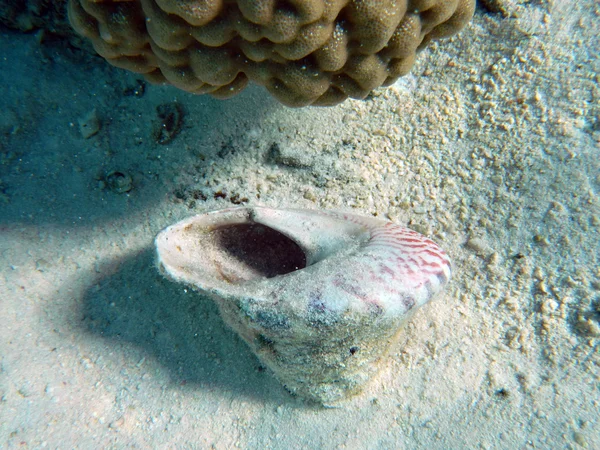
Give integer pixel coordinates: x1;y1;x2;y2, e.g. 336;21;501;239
68;0;475;106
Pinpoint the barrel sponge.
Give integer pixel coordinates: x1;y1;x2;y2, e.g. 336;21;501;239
68;0;475;106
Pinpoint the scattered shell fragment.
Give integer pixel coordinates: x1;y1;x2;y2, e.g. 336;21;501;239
155;206;452;404
466;237;491;257
78;108;100;139
105;171;133;193
268;143;313;168
35;258;51;272
154;103;183;145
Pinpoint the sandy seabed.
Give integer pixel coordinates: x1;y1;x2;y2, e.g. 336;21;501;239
1;1;598;448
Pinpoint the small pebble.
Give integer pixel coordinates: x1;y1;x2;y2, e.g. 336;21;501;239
304;190;316;201
573;431;587;447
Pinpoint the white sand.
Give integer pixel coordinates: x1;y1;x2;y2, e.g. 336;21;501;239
1;1;598;448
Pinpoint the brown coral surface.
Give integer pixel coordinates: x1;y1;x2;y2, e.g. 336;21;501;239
68;0;474;106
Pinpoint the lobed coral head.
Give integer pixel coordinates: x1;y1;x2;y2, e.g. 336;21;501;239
68;0;475;106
